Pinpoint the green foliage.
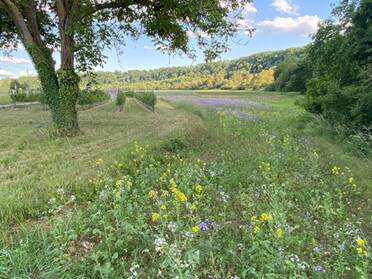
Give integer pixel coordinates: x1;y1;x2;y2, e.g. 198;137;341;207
125;91;135;97
135;92;157;109
8;88;45;103
303;0;372;136
268;55;312;93
115;91;126;106
77;88;110;106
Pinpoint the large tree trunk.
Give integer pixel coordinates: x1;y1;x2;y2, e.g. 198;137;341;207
55;0;81;136
1;0;81;136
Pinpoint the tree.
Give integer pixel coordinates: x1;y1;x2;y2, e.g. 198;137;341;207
0;0;253;136
302;0;372;134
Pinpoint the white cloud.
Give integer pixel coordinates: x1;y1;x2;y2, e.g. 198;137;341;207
0;56;32;64
242;3;257;15
272;0;299;15
257;15;321;36
0;69;17;77
187;30;210;38
143;44;167;50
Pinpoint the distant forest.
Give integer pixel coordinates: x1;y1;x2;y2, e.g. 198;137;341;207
0;46;306;91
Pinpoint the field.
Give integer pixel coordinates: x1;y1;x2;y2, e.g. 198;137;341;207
0;91;370;278
0;89;12;105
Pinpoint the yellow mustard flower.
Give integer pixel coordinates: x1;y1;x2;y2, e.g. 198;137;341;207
192;226;199;233
356;239;365;245
116;180;123;186
356;247;363;253
151;213;160;222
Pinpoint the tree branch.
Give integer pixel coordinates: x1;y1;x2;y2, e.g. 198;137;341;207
0;0;34;46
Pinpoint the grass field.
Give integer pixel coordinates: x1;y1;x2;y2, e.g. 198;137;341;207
0;89;12;105
0;91;370;278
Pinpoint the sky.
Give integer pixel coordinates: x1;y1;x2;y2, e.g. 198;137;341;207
0;0;337;79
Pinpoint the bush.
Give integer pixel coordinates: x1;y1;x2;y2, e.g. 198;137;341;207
125;91;135;97
116;91;126;106
300;78;372;134
77;89;110;106
134;91;157;109
9;88;44;103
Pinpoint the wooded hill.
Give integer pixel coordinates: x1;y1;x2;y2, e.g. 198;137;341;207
87;46;306;90
0;46;306;91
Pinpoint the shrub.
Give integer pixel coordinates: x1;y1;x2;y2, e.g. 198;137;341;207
116;91;126;106
125;91;135;97
77;89;110;106
300;78;372;134
9;88;44;103
134;91;157;109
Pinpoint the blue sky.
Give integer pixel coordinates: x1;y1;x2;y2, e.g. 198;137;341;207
0;0;336;78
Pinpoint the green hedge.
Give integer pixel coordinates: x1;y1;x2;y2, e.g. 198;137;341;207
77;89;110;106
9;88;45;103
135;91;157;109
116;91;126;106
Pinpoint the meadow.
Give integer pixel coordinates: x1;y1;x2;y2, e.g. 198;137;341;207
0;91;370;278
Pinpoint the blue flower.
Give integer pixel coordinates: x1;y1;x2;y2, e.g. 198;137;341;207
199;222;209;230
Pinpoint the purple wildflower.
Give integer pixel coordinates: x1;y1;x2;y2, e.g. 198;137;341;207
313;246;320;252
314;265;326;272
199;222;209;231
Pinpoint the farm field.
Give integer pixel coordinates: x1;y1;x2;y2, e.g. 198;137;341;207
0;91;370;278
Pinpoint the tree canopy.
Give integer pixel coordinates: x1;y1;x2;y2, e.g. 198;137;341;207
0;0;254;135
301;0;372;135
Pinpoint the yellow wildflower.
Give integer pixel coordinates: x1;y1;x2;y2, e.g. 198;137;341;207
356;239;365;245
115;191;121;198
195;185;203;192
192;226;199;233
162;214;168;219
251;216;257;221
253;226;260;233
116;180;123;186
363;251;368;255
160;205;167;210
260;213;273;221
148;190;157;199
356;247;363;253
127;181;132;187
276;228;283;238
151;213;160;222
96;158;103;165
190;204;196;211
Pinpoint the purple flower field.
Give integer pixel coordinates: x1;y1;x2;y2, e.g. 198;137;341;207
159;95;262;120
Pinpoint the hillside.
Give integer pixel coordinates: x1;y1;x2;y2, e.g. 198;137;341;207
0;46;306;91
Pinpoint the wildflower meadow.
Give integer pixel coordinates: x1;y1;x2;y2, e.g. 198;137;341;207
0;92;370;278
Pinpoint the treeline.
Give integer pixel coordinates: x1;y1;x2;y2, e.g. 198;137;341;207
0;47;305;91
82;46;305;90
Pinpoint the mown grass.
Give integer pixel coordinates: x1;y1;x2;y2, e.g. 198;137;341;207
0;98;203;240
0;89;12;105
0;91;370;278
